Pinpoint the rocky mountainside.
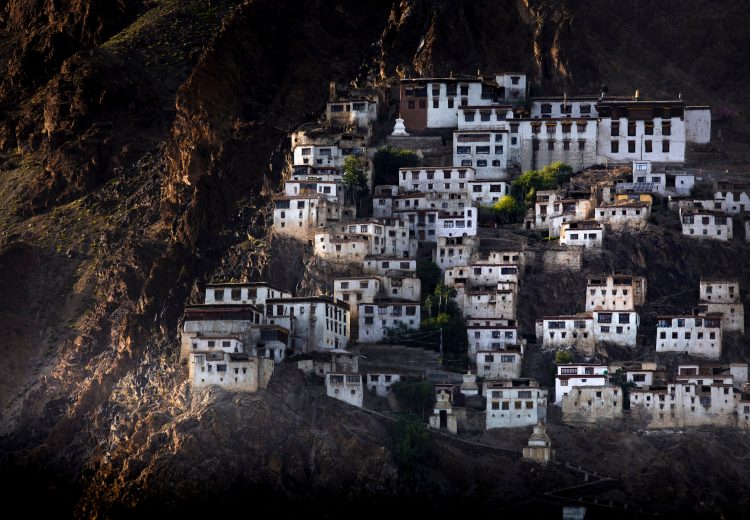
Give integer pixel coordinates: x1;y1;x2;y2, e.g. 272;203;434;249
1;0;750;517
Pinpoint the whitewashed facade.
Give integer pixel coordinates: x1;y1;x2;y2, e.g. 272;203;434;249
363;256;417;276
326;373;363;408
358;301;420;342
594;200;651;229
436;207;477;238
189;351;274;392
265;297;350;352
680;208;733;240
476;347;523;380
560;221;604;248
433;236;479;270
537;315;595;354
366;373;401;397
585;274;647;312
554;364;609;404
485;379;548;429
467;325;519;360
656;314;723;358
398;167;475;193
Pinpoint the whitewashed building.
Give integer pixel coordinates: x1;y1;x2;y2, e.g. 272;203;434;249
585;274;647;312
358;300;421;342
656;313;723;358
366;373;401;397
453;129;509;178
468;180;510;206
467;325;519;360
189;350;274;393
372;185;398;218
444;263;520;288
630;365;744;428
326;373;363;408
265;296;350;352
399;74;527;133
680;208;733;241
398;167;475;194
293;143;344;168
594;200;651;229
554;364;609;405
333;277;381;311
485;379;548;429
204;282;292;308
713;190;750;214
462;288;517;321
433;236;479;270
363;256;417;276
699;279;744;333
516;118;599;173
476;346;523;380
562;386;623;423
530;97;599;119
596;99;687;164
180;305;265;363
326;97;378;130
629;161;695;196
436;207;477;238
533;191;592;237
592;310;639;347
560;221;604;248
315;219;416;261
537;315;595;355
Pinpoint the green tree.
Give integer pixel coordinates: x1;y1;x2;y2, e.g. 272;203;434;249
391;413;433;466
490;195;523;224
554;350;573;364
511;161;573;207
391;380;434;417
342;155;369;212
373;146;421;185
417;260;442;296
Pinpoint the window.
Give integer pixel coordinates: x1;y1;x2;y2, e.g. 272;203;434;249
628;140;635;153
662;121;671;135
611;140;619;153
533;140;540;151
547;141;555;151
419;99;426;109
464;112;475;122
663;140;670;153
214;289;224;301
480;111;491;122
645;140;653;153
476;146;490;154
447;98;454;108
460;85;469;96
563;141;570;150
628;121;636;136
495;145;503;154
432;99;439;109
611;122;620;136
510;123;519;134
578;140;585;150
511;76;520;85
476;160;487;167
407;100;415;109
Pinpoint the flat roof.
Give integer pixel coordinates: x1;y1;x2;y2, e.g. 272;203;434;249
266;296;350;309
206;281;288;292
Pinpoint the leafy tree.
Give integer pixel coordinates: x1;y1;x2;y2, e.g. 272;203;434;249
489;195;524;224
554;350;573;364
511;161;573;206
373;146;421;185
391;413;433;466
416;260;442;296
342;155;369;212
609;368;637;410
422;283;467;361
390;380;434;417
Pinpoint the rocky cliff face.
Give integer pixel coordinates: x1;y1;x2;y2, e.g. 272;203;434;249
1;0;750;517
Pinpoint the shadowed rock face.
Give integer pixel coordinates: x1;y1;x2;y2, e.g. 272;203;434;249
1;0;750;517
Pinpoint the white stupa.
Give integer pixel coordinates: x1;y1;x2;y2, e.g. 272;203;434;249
391;117;409;136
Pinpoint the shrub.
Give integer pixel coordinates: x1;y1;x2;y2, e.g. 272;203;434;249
391;413;433;466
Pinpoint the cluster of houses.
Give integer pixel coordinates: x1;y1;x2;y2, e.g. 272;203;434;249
178;70;750;443
556;361;750;429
